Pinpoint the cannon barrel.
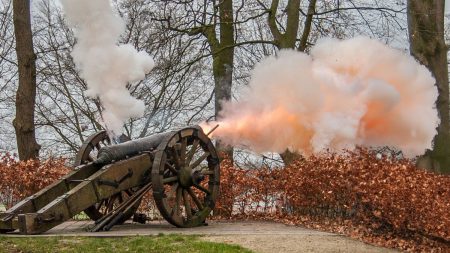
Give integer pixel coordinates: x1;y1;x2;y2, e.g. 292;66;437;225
94;125;204;164
95;131;172;164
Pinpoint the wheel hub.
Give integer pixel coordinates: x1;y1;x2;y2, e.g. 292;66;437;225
178;167;206;188
178;167;193;188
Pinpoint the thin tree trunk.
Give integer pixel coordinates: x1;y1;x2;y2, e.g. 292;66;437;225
299;0;317;51
408;0;450;174
12;0;40;160
213;0;234;160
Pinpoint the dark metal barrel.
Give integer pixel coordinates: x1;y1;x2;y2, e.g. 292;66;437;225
95;131;174;164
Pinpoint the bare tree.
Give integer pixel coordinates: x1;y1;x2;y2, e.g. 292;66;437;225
214;0;235;158
24;0;213;158
12;0;40;160
261;0;318;164
153;0;237;158
408;0;450;174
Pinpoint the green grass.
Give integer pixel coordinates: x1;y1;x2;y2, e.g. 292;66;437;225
71;212;90;221
0;234;253;253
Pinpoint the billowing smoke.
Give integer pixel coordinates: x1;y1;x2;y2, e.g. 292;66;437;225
203;37;438;157
61;0;154;135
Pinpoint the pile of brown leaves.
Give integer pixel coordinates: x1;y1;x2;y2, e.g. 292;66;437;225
216;149;450;252
0;153;69;208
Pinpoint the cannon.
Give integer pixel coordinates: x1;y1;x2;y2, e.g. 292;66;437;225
0;125;220;234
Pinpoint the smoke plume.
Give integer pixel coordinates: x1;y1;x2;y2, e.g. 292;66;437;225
203;37;438;157
61;0;154;135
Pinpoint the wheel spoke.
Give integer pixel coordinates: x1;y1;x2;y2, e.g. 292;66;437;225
180;137;187;166
172;148;181;169
169;185;182;217
165;162;178;174
175;186;182;216
103;198;110;211
168;183;179;217
193;168;215;175
169;182;179;195
96;200;105;211
189;152;210;170
163;176;178;184
187;188;204;210
193;184;211;195
199;170;214;175
169;182;179;197
106;195;115;212
183;189;192;220
186;139;199;165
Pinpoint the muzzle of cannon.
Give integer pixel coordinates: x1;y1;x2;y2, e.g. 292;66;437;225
0;125;220;234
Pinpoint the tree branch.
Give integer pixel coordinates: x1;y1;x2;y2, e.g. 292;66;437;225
268;0;282;45
298;0;316;52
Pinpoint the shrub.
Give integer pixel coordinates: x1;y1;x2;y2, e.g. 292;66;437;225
216;148;450;251
0;153;69;208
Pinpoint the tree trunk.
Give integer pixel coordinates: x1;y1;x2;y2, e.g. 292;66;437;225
279;149;304;166
408;0;450;174
268;0;301;49
268;0;316;165
12;0;40;160
213;0;234;160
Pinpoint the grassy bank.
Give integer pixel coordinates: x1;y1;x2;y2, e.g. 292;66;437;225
0;234;252;253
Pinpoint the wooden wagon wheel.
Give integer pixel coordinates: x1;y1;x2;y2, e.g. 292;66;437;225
152;127;220;227
74;130;111;166
74;130;140;223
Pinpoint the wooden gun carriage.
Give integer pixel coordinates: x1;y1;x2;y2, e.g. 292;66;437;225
0;126;220;234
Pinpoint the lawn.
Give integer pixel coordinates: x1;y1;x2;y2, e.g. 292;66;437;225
0;234;253;253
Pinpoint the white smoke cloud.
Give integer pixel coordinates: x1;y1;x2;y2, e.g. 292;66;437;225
60;0;155;135
203;37;439;157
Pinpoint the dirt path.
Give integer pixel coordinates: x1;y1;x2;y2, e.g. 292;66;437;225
203;234;396;253
2;220;397;252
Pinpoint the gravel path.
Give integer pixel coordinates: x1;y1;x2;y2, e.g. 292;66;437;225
2;220;398;252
